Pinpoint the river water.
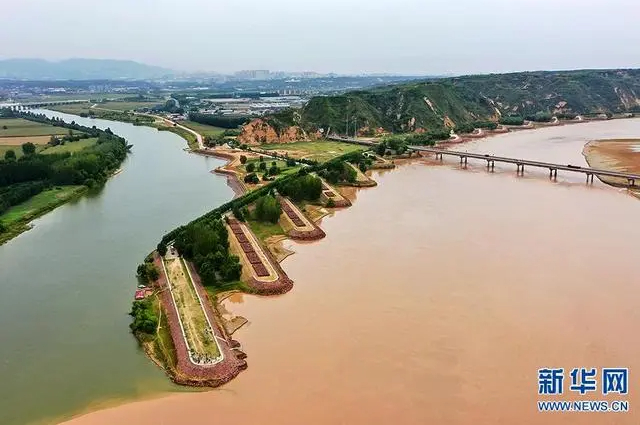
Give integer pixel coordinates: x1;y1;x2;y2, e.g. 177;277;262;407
0;110;234;425
60;118;640;425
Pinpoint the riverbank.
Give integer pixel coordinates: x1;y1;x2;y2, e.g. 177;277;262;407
582;138;640;188
0;185;87;245
0;111;131;245
60;118;640;424
0;109;237;425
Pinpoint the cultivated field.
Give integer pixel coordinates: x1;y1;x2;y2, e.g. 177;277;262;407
0;136;51;146
41;138;98;155
259;140;364;162
164;257;221;362
0;118;70;137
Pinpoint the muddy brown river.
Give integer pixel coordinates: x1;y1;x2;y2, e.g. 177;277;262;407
65;119;640;424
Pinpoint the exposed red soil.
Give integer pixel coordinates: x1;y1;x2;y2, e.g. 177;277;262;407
228;219;294;295
277;196;326;241
320;182;352;208
152;253;245;387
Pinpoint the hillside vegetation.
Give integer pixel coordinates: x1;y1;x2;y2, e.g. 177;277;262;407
240;69;640;143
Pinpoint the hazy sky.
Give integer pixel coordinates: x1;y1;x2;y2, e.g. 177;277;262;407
3;0;640;75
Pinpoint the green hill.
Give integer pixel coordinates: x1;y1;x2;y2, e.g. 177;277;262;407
269;69;640;136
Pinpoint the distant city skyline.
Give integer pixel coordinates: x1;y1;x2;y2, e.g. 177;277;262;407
3;0;640;76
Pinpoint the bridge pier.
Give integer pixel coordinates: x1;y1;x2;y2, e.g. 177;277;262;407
628;178;635;187
459;156;468;166
516;163;525;175
486;160;494;171
586;173;594;184
549;168;557;180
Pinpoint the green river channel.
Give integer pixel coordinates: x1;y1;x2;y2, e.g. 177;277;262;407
0;110;234;425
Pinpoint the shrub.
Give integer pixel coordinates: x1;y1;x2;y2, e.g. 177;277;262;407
129;299;158;335
246;162;256;172
326;198;336;208
286;158;296;167
137;262;160;284
239;155;247;164
499;116;525;126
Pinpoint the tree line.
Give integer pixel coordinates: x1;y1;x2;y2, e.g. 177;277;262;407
0;109;129;218
188;113;247;129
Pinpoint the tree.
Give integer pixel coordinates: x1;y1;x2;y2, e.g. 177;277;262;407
244;172;259;184
259;161;267;171
246;162;256;172
21;142;36;156
4;149;16;161
259;156;264;162
254;195;281;223
232;205;245;221
240;155;248;164
2;125;7;130
286;158;296;167
279;174;323;201
147;266;159;282
268;164;280;176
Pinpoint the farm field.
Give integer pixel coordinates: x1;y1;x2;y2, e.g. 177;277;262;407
259;140;364;162
0;118;70;137
41;138;98;155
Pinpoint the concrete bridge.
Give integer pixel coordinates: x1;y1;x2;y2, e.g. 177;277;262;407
0;100;89;110
410;146;640;187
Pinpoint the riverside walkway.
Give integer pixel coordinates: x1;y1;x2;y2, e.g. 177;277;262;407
410;146;640;186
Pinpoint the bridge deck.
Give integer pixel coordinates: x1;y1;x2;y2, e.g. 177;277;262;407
409;146;640;181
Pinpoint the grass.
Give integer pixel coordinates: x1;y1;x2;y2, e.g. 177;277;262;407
240;159;297;174
259;140;364;162
246;218;285;240
0;185;86;226
152;296;178;370
0;145;46;159
156;125;198;150
164;257;221;360
40;138;98;155
0;118;70;137
180;121;226;138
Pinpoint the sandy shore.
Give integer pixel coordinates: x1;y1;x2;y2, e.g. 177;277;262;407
582;138;640;188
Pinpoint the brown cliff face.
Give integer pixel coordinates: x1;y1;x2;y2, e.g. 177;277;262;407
238;119;308;145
